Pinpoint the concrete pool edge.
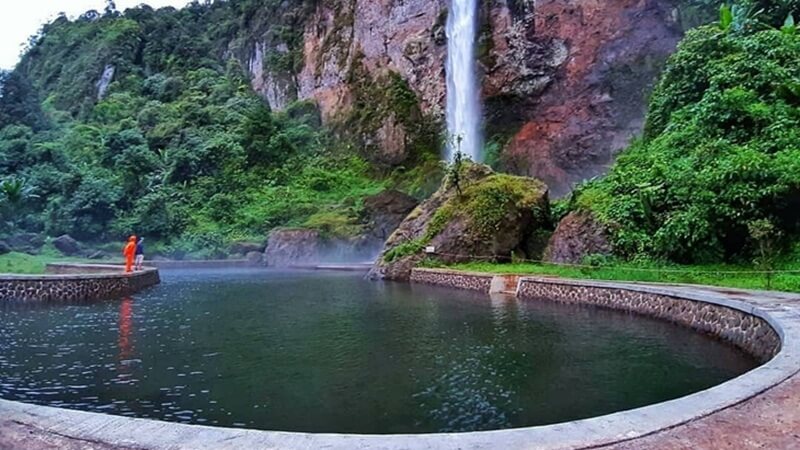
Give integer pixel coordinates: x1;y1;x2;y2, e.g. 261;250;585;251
1;272;799;449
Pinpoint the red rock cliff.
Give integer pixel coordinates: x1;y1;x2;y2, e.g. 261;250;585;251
246;0;684;195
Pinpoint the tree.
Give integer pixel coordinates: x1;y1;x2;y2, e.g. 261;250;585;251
749;219;782;289
0;71;46;130
104;0;119;17
241;103;282;166
0;177;38;228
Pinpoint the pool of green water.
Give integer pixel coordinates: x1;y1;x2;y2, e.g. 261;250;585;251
0;269;757;433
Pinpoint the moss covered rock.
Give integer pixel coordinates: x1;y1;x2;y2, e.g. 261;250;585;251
368;164;550;280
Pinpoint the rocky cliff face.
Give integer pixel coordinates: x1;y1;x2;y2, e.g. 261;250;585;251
499;0;683;196
246;0;684;195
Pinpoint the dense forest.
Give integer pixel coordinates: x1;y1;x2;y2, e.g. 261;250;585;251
0;0;434;257
0;0;798;265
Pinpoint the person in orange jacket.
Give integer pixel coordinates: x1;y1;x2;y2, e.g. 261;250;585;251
123;235;137;273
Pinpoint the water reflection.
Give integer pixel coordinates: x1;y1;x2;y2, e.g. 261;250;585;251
117;297;135;365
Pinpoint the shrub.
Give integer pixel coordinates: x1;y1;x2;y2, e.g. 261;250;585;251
579;27;800;263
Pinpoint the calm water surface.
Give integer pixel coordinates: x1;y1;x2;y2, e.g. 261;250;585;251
0;269;757;433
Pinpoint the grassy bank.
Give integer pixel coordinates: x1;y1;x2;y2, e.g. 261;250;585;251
426;260;800;293
0;251;94;275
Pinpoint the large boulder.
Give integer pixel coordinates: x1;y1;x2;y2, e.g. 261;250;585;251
362;190;419;243
264;229;321;267
53;234;81;256
7;233;44;254
369;164;549;281
246;251;264;265
229;241;266;256
544;211;612;264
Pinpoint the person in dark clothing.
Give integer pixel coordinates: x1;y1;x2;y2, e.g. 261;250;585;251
134;237;145;271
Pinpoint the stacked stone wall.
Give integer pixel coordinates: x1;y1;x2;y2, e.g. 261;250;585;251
410;269;781;362
0;267;160;303
517;280;780;362
410;269;494;292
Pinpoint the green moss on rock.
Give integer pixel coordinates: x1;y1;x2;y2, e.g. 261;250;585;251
372;164;550;280
342;56;441;166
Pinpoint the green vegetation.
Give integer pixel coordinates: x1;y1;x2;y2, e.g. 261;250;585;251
345;56;442;170
445;1;800;292
0;252;53;274
573;7;800;264
460;173;546;238
0;248;94;274
383;165;546;263
432;258;800;293
1;0;798;293
0;1;427;255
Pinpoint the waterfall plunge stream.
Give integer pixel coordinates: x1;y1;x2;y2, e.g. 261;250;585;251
445;0;482;162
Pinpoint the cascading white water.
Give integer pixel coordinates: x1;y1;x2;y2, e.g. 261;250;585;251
445;0;482;162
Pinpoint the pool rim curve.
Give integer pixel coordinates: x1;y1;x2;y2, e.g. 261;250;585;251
1;273;799;449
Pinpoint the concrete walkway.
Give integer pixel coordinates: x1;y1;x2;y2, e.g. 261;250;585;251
1;282;799;449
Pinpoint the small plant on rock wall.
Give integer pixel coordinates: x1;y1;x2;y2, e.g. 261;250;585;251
447;135;466;197
748;219;782;289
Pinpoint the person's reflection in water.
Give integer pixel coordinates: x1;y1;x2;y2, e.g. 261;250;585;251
117;297;135;376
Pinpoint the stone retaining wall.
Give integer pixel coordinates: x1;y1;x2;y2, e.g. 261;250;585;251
410;268;494;292
517;278;781;362
410;269;781;362
0;265;160;303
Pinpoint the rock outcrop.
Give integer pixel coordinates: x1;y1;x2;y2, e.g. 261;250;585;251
500;0;684;196
261;194;418;268
53;235;81;256
7;233;44;254
544;211;612;264
246;251;264;264
369;164;549;281
229;241;266;256
296;0;447;122
264;229;321;267
362;190;419;243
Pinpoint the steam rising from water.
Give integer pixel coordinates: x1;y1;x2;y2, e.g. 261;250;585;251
446;0;482;162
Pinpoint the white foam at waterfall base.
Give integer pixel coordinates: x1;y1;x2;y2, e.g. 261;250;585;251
446;0;482;162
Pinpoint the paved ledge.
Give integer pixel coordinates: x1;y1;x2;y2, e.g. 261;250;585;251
2;273;799;449
0;263;160;302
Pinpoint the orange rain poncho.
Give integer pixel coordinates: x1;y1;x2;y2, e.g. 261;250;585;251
123;235;137;273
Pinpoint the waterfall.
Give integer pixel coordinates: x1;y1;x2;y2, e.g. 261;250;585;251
445;0;482;162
